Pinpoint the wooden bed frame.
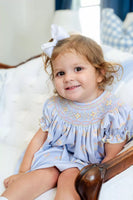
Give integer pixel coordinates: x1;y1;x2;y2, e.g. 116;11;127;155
1;55;133;200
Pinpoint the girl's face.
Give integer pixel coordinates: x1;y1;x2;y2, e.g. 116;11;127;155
52;51;103;103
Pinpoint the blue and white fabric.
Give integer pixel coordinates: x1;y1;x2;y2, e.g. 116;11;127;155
101;9;133;54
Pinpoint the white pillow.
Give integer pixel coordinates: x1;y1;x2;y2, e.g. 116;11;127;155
123;12;133;29
115;71;133;108
0;57;54;148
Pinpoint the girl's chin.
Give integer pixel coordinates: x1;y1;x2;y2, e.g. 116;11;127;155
59;92;82;102
65;95;81;102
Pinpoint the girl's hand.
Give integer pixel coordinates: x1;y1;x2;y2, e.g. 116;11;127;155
4;173;24;188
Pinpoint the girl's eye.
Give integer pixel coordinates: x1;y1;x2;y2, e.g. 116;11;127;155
75;67;82;72
56;71;65;77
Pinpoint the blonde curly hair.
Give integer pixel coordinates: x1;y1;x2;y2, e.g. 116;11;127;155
42;34;123;90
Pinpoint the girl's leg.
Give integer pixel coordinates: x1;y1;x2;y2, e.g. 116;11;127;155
55;167;81;200
1;167;59;200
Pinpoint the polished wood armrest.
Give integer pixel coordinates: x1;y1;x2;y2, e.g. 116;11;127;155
75;144;133;200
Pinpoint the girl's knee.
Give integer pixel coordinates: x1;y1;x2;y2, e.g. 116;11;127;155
55;168;80;200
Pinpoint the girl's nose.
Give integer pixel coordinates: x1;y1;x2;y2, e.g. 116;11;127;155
64;73;74;82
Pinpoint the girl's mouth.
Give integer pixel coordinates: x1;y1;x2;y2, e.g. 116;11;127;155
65;85;80;90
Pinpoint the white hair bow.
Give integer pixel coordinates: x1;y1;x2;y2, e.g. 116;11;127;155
41;24;70;58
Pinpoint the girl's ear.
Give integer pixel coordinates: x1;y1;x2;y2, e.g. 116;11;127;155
97;69;105;83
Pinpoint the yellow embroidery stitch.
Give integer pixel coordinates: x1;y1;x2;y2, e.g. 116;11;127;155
90;112;96;118
82;130;86;137
64;107;68;112
75;113;81;119
106;100;112;105
56;139;63;145
80;145;86;154
44;153;50;158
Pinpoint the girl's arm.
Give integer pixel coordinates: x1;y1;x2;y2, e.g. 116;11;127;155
19;128;48;173
101;140;126;163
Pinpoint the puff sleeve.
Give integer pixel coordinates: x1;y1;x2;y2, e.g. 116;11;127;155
101;104;133;143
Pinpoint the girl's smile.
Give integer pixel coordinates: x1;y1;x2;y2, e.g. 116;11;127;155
65;85;81;90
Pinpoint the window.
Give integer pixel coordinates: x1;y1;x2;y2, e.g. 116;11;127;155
79;0;101;43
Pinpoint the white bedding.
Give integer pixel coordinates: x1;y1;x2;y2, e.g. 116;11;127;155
0;46;133;199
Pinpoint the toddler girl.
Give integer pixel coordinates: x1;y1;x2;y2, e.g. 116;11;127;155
1;24;133;200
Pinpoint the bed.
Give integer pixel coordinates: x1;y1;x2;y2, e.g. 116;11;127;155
0;45;133;199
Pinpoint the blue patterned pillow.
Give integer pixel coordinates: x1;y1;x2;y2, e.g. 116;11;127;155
101;9;133;54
